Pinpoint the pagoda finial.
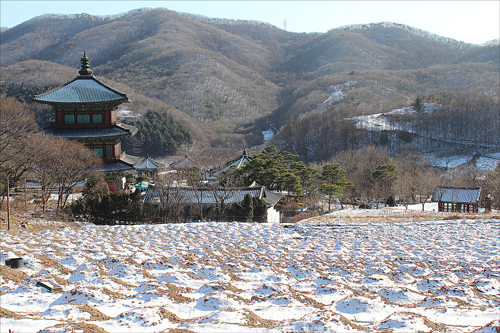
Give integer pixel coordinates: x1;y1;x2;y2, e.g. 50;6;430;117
79;52;93;76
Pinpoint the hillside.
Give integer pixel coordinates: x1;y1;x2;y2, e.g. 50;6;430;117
1;9;499;159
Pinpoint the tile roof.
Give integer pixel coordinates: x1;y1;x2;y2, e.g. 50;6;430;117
209;150;250;177
170;156;199;169
100;160;135;172
99;154;144;172
137;156;165;171
121;154;144;167
143;186;282;207
432;186;482;204
33;76;128;104
40;124;137;139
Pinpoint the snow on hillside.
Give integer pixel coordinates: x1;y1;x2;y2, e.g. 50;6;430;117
1;209;499;332
352;105;500;171
352;103;441;132
330;22;476;48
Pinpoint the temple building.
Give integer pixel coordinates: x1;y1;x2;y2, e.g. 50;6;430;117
33;53;146;190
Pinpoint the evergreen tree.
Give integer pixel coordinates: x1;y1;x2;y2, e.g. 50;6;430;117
252;197;268;222
411;96;425;113
242;193;254;222
241;145;310;196
320;164;353;211
123;109;192;157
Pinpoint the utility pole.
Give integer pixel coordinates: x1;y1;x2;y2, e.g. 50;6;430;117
283;19;286;31
24;178;27;208
7;176;11;231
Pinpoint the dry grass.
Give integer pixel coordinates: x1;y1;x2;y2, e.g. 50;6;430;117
302;209;497;224
49;322;110;333
78;304;113;321
157;285;194;304
0;207;79;234
292;293;325;309
338;314;371;332
100;287;128;301
242;309;278;328
0;306;24;319
161;329;197;333
159;307;184;323
290;210;320;223
33;253;74;275
0;264;29;283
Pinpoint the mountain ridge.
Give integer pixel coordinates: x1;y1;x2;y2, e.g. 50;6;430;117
1;9;498;161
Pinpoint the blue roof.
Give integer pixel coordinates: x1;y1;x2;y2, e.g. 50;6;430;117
41;124;137;139
33;76;128;104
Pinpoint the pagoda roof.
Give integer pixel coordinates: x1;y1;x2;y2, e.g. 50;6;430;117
208;149;250;177
100;154;143;172
137;156;165;171
33;75;128;104
40;123;138;139
170;155;199;169
33;52;128;105
121;154;144;167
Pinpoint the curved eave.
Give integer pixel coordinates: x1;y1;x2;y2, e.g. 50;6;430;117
39;124;138;139
117;123;138;136
32;75;129;105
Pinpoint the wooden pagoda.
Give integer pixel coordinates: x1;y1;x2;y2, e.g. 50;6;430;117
33;53;142;190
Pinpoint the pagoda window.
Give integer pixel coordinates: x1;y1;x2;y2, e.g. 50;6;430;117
93;114;103;123
65;115;75;124
93;148;103;157
77;114;90;124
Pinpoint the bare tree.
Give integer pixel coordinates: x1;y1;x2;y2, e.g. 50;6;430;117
436;149;460;170
447;165;485;187
0;95;43;197
483;163;500;212
371;164;396;209
29;137;102;212
414;167;442;211
394;153;432;209
332;145;391;206
209;167;242;221
53;139;102;212
155;172;178;222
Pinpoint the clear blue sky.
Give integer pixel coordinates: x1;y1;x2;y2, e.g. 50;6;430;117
1;1;499;45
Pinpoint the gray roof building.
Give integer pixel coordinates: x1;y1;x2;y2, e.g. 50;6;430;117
432;186;482;213
432;186;482;204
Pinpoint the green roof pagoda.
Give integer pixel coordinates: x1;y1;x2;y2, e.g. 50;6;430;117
33;53;141;177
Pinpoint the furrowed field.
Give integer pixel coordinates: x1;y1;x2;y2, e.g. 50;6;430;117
1;205;499;332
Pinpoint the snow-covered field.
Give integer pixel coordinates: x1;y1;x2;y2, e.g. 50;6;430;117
1;207;499;332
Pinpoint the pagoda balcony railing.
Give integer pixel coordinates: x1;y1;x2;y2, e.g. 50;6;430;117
51;121;117;127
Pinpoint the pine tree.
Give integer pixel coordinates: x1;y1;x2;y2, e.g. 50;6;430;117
411;96;425;113
242;193;254;222
320;164;353;211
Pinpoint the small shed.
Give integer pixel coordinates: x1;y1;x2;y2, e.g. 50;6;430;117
432;186;482;213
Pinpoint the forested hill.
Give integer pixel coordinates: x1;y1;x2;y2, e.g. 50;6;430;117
1;8;499;161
